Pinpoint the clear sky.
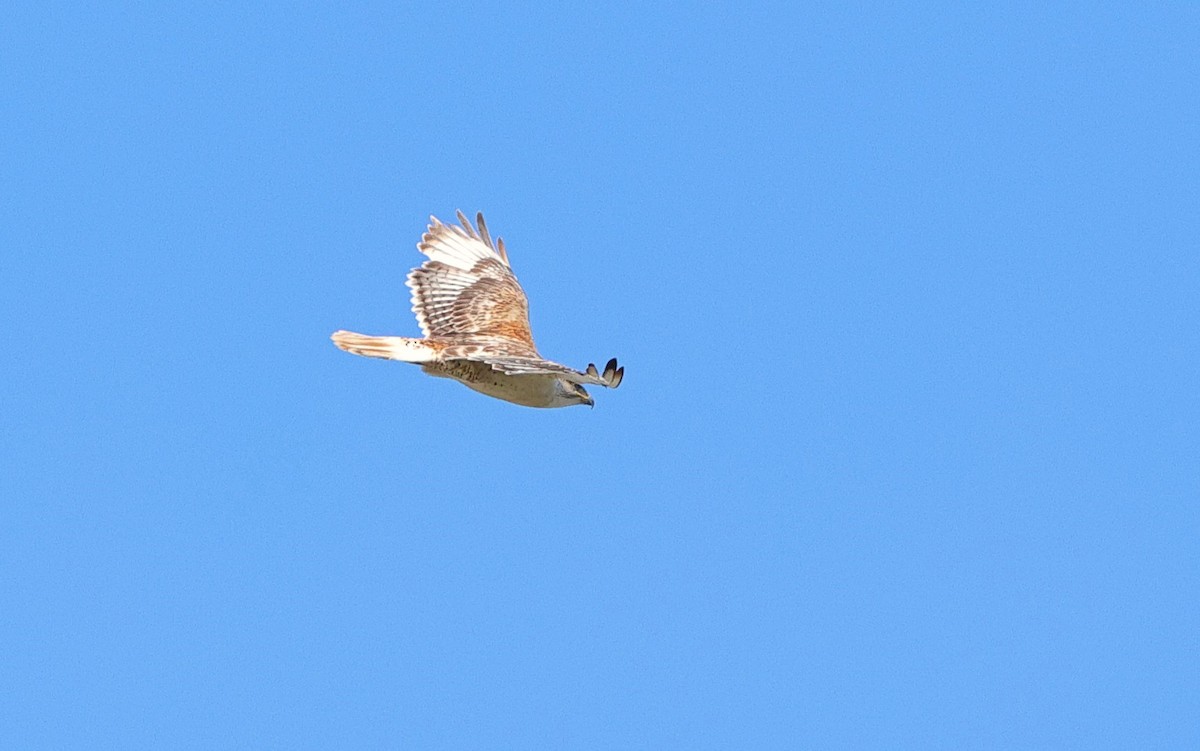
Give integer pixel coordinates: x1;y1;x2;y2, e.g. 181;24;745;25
2;2;1197;748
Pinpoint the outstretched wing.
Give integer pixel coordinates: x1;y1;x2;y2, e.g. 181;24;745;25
406;211;624;389
441;343;625;389
406;211;537;352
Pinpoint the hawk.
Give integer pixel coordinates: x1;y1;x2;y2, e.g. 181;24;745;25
332;211;624;408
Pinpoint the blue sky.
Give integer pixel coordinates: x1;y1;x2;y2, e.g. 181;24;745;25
2;2;1197;747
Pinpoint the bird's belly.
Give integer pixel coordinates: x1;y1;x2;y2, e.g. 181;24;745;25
421;362;557;408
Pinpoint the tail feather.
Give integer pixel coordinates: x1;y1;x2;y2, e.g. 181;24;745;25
331;330;437;363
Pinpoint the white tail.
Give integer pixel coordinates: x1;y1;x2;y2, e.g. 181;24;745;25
330;330;437;363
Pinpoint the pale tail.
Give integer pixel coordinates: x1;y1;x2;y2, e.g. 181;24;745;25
330;330;437;362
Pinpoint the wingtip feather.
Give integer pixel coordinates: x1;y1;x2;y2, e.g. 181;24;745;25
456;209;474;237
475;212;493;250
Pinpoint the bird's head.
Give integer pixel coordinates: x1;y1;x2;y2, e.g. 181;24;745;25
554;379;594;408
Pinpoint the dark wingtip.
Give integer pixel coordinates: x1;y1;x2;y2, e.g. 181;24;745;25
455;209;473;236
595;358;623;388
475;211;492;249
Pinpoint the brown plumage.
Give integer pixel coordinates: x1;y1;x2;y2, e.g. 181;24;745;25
331;211;624;408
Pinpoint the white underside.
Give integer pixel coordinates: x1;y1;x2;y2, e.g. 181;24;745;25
422;362;563;408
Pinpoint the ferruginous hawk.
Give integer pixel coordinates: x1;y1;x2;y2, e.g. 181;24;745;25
331;211;624;408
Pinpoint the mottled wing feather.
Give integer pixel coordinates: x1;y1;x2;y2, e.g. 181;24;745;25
406;212;536;347
403;211;624;390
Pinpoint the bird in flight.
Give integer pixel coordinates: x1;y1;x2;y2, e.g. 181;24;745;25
332;211;624;408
